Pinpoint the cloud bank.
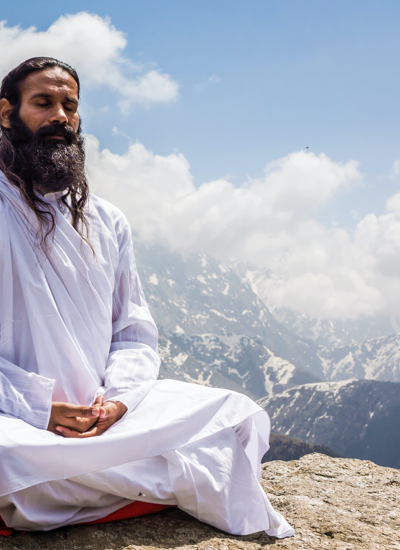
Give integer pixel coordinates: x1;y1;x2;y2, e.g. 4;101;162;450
1;11;398;320
85;136;400;320
0;13;179;110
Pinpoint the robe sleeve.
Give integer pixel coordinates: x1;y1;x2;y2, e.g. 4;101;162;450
94;216;160;413
0;356;55;430
0;203;55;430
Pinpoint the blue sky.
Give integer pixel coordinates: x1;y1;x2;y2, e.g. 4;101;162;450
2;1;400;318
3;1;400;221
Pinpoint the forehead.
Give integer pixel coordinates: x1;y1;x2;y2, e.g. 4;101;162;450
19;67;79;99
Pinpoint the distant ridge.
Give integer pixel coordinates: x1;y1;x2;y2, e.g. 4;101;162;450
259;379;400;468
263;433;341;463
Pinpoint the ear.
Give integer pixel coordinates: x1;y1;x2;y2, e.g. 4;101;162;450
0;98;13;129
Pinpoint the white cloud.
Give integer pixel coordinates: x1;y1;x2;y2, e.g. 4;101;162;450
88;145;360;257
194;75;222;92
389;159;400;180
86;137;399;319
0;13;179;110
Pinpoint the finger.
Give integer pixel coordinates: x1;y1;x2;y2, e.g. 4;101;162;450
97;404;115;419
94;418;114;430
56;425;100;438
99;405;109;419
63;404;101;419
54;421;93;434
92;395;104;407
48;427;64;436
73;417;99;432
100;402;118;419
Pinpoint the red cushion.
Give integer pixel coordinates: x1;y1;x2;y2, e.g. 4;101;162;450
0;501;173;534
78;501;172;525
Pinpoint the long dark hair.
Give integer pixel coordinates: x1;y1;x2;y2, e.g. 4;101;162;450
0;57;91;246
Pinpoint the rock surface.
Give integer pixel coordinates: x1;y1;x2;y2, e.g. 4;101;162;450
2;453;399;550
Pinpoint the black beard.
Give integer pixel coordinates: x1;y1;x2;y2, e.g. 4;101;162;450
7;113;86;196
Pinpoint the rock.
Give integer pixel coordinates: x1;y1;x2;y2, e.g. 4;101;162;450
1;453;399;549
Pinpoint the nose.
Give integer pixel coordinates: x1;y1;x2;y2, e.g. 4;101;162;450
49;103;68;125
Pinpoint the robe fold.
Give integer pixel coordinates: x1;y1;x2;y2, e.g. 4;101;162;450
0;172;294;538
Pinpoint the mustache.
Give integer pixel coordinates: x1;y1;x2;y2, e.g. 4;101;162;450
33;124;79;146
7;112;81;148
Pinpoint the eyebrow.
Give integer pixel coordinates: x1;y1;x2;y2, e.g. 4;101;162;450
29;93;79;106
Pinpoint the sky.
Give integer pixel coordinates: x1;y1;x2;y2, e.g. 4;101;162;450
1;0;400;319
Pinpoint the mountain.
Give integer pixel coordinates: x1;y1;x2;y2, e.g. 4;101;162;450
134;241;324;399
262;433;340;463
269;307;399;349
159;331;320;399
259;379;400;468
245;267;400;348
319;333;400;382
246;266;400;383
133;242;400;468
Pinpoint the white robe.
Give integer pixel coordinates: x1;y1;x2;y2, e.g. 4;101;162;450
0;173;294;538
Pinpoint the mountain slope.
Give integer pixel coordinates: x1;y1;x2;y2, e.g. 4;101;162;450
269;307;398;349
320;333;400;382
259;379;400;468
246;267;400;348
135;242;325;382
163;332;320;399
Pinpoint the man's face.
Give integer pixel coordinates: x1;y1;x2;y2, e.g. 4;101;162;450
0;67;85;195
16;67;80;139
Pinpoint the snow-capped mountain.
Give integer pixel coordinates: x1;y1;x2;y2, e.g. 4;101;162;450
132;241;400;467
246;265;400;384
259;379;400;468
134;241;324;398
135;241;400;397
269;307;399;349
160;332;319;399
246;267;400;349
320;333;400;382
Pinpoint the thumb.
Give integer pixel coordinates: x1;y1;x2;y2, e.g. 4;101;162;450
99;401;118;419
92;395;104;407
70;405;101;418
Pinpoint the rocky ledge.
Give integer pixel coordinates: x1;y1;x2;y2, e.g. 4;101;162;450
2;454;399;550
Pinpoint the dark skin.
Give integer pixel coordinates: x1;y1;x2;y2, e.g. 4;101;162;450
0;68;127;437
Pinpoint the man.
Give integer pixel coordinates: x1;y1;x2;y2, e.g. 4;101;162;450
0;57;293;538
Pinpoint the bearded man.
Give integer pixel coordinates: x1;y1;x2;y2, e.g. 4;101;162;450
0;57;293;538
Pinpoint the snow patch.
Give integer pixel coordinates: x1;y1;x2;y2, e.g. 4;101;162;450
149;274;159;285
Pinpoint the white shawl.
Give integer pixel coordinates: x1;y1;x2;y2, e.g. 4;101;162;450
0;171;160;430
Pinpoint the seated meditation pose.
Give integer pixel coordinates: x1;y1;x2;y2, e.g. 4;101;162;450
0;57;294;538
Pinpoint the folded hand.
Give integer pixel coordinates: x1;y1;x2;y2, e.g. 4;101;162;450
48;396;105;435
52;398;127;438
